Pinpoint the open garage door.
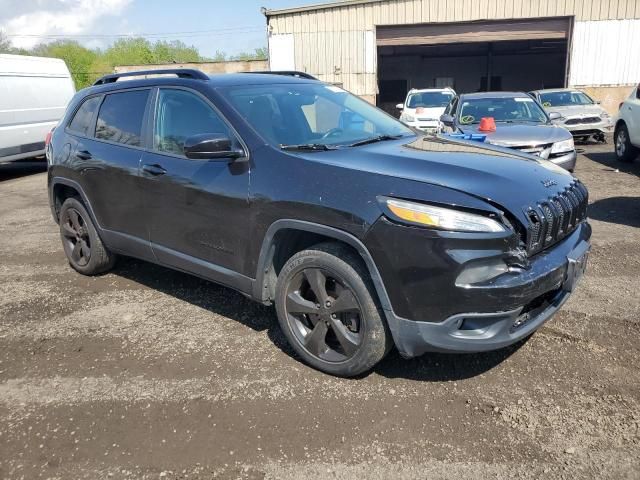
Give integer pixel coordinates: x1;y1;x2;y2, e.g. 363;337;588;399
377;18;571;46
377;17;572;113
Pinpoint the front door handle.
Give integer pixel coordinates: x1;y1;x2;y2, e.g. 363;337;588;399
142;163;167;176
76;150;92;160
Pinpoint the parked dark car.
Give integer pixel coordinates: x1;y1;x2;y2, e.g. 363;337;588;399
47;69;591;376
440;92;578;171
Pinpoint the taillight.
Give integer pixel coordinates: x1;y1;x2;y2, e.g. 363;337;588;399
45;127;54;147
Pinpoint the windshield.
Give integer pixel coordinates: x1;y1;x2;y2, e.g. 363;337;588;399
407;91;453;109
221;83;414;147
539;91;594;107
458;96;548;125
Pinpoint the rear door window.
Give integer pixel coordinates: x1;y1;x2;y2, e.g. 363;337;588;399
68;96;101;137
95;90;150;147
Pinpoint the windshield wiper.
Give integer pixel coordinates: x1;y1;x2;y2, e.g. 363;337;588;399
280;143;337;151
349;134;405;147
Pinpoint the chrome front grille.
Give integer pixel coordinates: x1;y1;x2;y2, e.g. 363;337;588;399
524;181;589;255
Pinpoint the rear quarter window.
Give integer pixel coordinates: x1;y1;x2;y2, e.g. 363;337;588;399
95;90;150;147
68;96;101;137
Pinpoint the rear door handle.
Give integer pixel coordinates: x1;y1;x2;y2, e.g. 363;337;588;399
76;150;92;160
142;163;167;176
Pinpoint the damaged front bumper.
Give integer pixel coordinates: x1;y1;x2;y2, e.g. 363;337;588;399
369;220;592;358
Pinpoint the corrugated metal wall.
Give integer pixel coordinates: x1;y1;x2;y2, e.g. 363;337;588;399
570;19;640;86
267;0;640;96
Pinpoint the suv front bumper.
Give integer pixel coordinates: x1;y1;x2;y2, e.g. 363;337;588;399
366;219;591;358
564;119;614;137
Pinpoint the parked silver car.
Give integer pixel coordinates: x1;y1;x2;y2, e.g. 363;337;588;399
440;92;577;171
529;88;613;143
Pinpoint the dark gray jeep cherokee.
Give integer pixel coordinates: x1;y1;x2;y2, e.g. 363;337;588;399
47;69;591;376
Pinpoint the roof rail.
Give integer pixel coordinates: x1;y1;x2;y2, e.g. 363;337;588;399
93;68;209;86
244;70;318;80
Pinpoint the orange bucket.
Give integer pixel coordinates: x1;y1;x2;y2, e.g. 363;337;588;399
478;117;497;132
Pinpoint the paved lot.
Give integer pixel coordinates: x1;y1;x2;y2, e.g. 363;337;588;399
0;146;639;480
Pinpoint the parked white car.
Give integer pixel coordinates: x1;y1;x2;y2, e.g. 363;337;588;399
0;54;75;163
396;87;455;133
615;83;640;162
529;88;614;143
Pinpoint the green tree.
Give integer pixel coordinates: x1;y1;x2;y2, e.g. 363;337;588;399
103;37;155;66
152;40;201;63
32;40;97;89
87;56;113;86
232;47;268;61
210;50;228;62
0;31;13;53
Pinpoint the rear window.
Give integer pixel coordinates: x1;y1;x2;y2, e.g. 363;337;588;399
68;96;101;136
95;90;149;146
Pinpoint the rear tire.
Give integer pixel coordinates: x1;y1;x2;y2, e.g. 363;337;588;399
59;197;116;275
615;123;638;162
275;242;392;377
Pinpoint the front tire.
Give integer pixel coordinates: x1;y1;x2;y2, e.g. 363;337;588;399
615;123;638;162
275;243;392;377
59;197;116;275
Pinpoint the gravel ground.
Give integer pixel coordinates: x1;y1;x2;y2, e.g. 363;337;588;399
0;145;639;480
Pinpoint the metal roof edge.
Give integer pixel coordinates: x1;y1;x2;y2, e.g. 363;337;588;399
263;0;386;17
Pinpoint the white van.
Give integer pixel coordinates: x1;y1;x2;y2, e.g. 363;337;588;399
0;54;75;163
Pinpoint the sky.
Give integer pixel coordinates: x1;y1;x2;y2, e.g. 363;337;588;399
0;0;321;56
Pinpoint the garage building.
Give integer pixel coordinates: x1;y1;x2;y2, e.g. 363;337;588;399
264;0;640;114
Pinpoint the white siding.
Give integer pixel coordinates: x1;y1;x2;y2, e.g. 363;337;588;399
364;30;376;73
268;34;296;71
570;19;640;86
267;0;640;96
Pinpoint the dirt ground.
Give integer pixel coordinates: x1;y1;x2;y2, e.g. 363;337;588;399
0;145;639;480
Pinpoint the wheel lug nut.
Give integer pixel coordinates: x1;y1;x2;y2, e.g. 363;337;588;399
331;314;337;318
325;300;331;307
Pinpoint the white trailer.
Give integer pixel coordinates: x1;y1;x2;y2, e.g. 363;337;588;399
0;54;75;163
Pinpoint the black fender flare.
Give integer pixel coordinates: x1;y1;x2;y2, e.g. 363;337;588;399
252;219;394;313
49;177;101;229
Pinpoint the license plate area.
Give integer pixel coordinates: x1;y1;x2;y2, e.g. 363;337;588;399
563;241;590;292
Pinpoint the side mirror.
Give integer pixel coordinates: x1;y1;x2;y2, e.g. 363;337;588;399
184;133;244;160
440;114;455;125
548;112;562;121
396;103;404;110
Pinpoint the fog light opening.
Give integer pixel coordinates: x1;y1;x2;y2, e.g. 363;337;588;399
456;259;509;286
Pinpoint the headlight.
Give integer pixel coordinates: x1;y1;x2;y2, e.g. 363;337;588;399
401;113;415;122
600;112;611;119
550;138;574;154
384;198;506;233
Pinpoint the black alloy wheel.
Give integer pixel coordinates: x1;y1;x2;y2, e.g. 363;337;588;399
285;267;364;362
58;197;116;275
275;243;392;377
61;206;92;267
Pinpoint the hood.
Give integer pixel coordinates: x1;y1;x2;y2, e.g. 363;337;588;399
459;123;572;147
296;135;575;225
544;104;606;119
406;106;446;120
